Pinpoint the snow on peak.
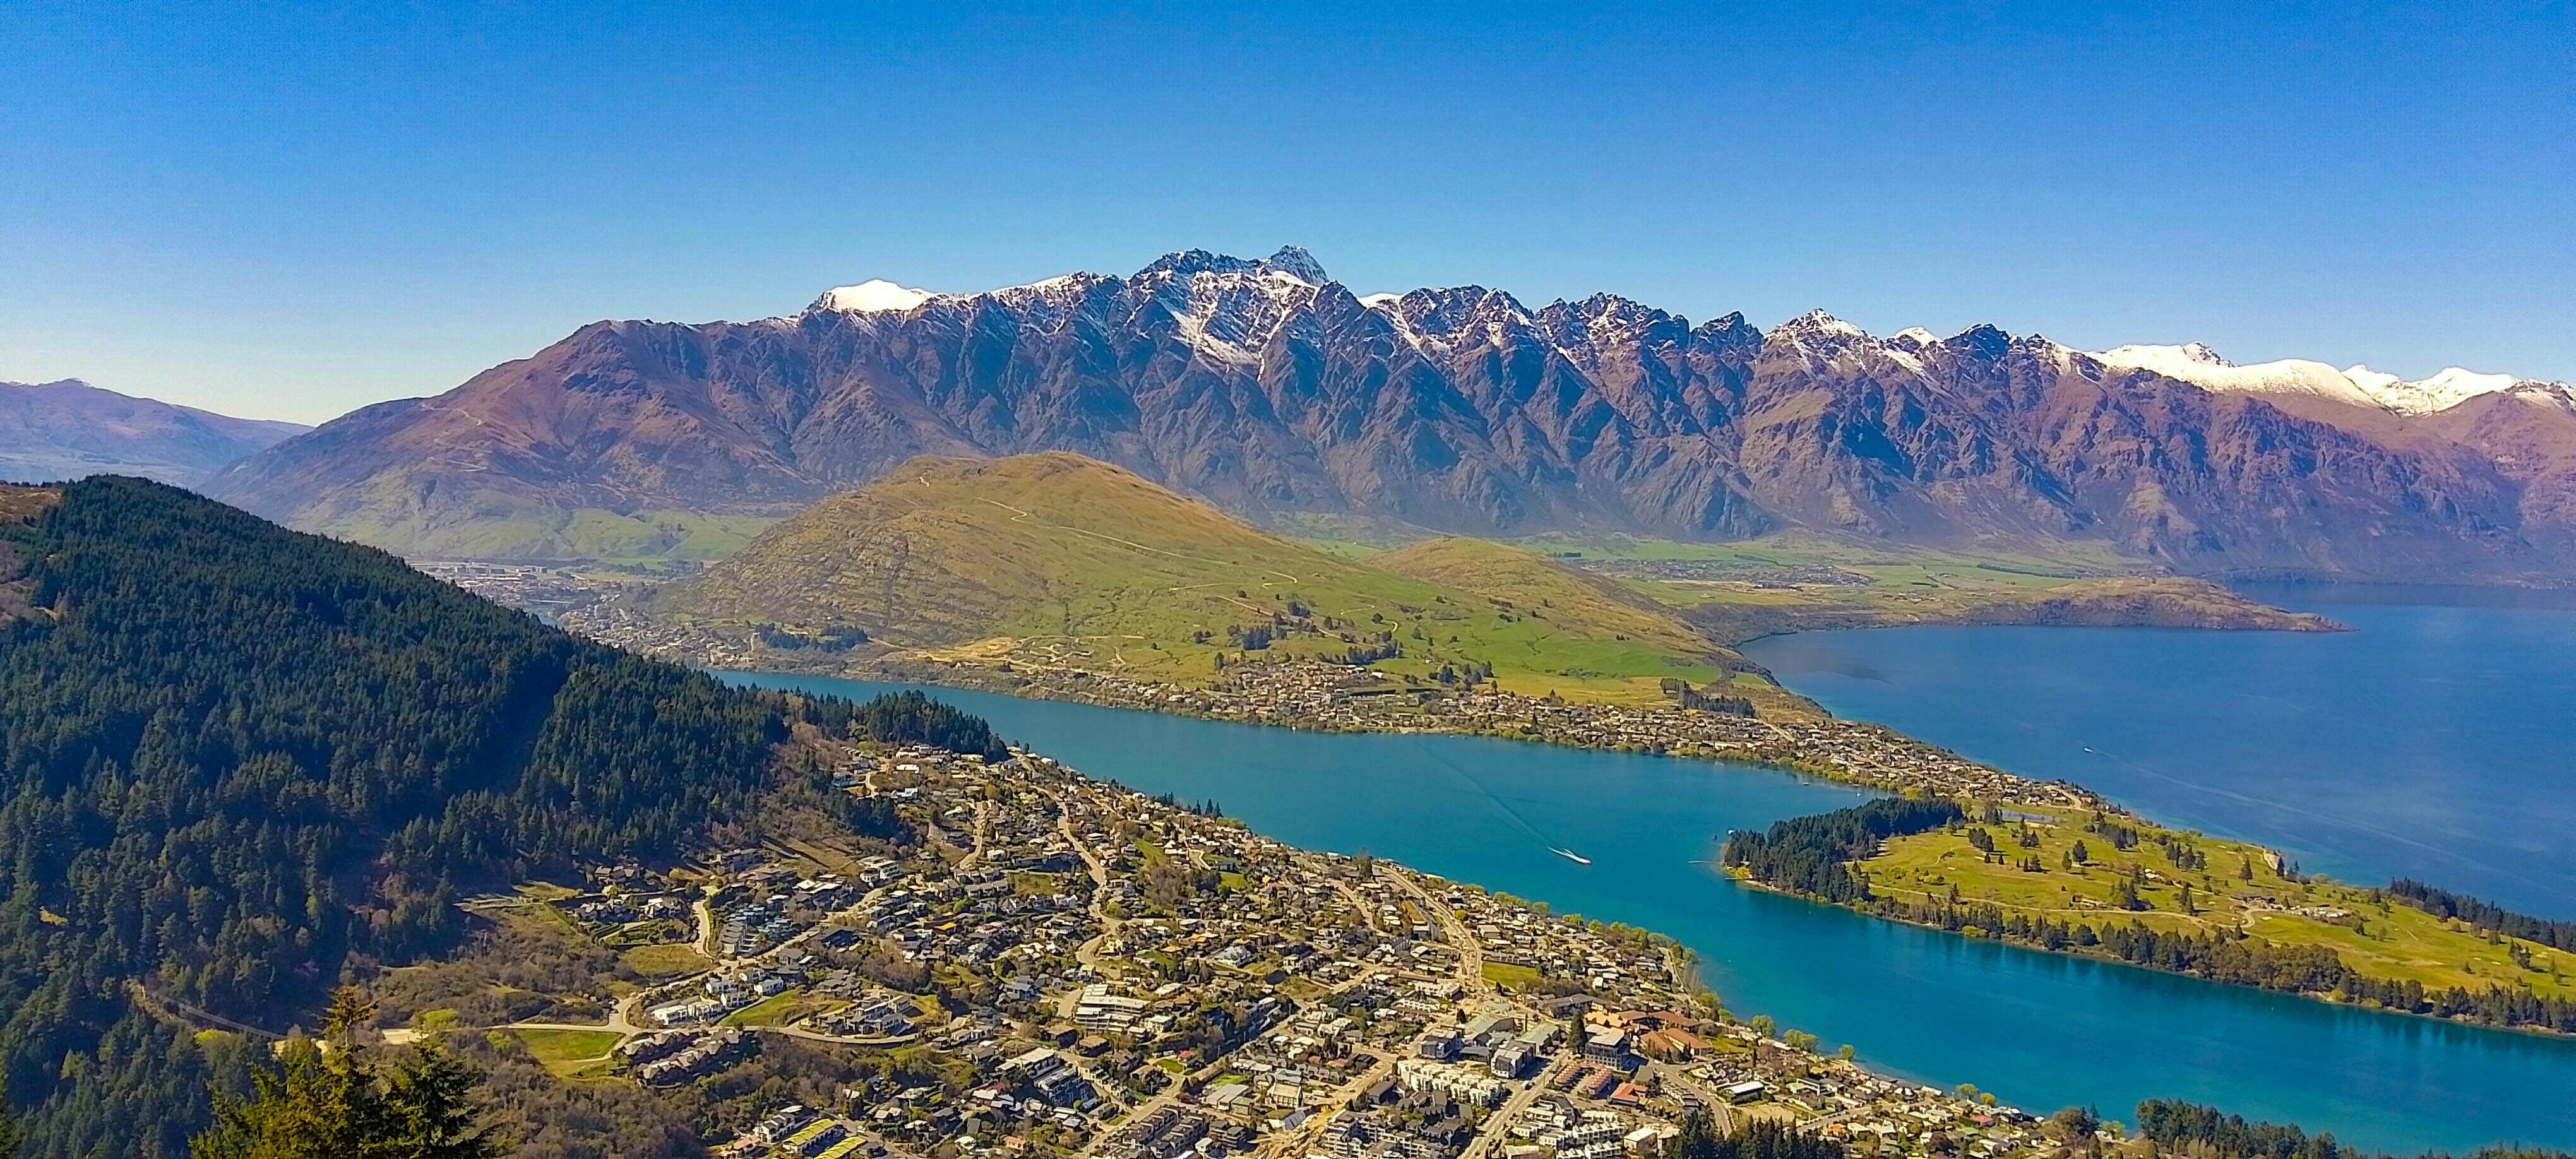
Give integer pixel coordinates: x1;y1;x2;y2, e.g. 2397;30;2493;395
2096;344;2375;407
1357;293;1401;308
1779;309;1866;338
2103;342;2232;368
1892;326;1939;345
2099;343;2522;415
2342;366;2521;415
817;280;933;313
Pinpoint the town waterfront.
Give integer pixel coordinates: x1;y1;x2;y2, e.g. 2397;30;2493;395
1741;585;2576;920
724;670;2576;1153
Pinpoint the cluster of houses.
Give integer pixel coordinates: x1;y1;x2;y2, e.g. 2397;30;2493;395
491;709;2065;1159
746;1105;866;1159
619;1026;751;1086
1100;1105;1255;1159
998;1047;1097;1110
805;992;922;1040
570;892;688;928
1515;1100;1669;1159
648;968;800;1027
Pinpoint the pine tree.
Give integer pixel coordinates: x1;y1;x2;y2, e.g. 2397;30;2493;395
190;988;500;1159
0;1076;21;1159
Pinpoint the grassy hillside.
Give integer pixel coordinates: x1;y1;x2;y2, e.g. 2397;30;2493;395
640;454;1767;704
1857;805;2576;1012
1368;537;1779;697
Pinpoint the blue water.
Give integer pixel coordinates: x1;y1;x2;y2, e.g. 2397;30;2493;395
725;670;2576;1152
1741;585;2576;921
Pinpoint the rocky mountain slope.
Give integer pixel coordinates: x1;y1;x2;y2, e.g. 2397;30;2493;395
1;378;309;485
208;249;2576;580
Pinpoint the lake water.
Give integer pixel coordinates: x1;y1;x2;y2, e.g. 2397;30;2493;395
1739;584;2576;921
725;670;2576;1153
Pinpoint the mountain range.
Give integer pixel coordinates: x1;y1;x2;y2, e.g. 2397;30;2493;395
189;247;2576;580
0;378;309;486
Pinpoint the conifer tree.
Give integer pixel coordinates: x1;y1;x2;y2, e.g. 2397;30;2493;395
190;987;499;1159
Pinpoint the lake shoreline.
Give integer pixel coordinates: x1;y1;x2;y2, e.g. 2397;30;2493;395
700;641;2573;1044
716;668;2576;1153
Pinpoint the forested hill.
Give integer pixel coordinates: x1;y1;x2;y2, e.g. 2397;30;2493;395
0;476;819;1156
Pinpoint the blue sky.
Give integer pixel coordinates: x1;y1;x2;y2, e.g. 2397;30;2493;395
2;1;2569;422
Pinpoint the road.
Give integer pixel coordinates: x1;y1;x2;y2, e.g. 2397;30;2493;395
1656;1067;1737;1134
1386;869;1486;997
1462;1076;1551;1159
1041;784;1124;1019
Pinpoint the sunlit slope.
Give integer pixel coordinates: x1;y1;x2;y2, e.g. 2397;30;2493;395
1367;536;1762;696
640;453;1752;702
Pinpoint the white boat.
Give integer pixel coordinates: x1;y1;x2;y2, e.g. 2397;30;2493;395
1551;847;1592;865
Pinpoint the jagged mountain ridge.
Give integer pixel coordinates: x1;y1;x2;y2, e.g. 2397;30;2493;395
0;379;310;486
208;247;2573;579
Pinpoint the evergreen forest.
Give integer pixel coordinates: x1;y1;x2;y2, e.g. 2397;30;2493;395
0;478;873;1155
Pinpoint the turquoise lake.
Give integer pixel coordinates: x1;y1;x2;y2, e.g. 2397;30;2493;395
1740;584;2576;921
724;665;2576;1153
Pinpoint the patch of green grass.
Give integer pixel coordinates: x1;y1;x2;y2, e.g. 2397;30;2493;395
620;942;712;978
514;1028;621;1072
723;990;818;1028
1480;961;1541;990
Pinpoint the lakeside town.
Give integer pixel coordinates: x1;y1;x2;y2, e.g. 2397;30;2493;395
540;598;2096;812
506;734;2058;1158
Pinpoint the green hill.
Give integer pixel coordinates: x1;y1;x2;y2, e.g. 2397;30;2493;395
640;453;1762;703
1369;536;1729;660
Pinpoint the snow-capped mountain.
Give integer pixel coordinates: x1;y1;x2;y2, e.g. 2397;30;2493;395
206;247;2576;580
2094;342;2555;417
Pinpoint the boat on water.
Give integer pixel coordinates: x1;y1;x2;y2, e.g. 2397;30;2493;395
1551;848;1592;865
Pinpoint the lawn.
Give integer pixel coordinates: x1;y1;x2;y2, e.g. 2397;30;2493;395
722;989;832;1028
621;942;712;978
1481;961;1542;990
513;1028;621;1077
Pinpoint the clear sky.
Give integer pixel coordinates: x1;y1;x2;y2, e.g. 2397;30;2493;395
3;1;2570;424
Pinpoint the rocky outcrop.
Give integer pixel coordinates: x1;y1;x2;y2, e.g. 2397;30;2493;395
206;249;2576;579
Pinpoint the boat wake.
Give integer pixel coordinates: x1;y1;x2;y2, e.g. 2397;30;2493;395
1551;847;1592;865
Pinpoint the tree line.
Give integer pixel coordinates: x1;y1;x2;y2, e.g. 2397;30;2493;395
2134;1098;2572;1159
1720;797;1965;902
2385;879;2576;952
1658;1112;1844;1159
840;689;1010;760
